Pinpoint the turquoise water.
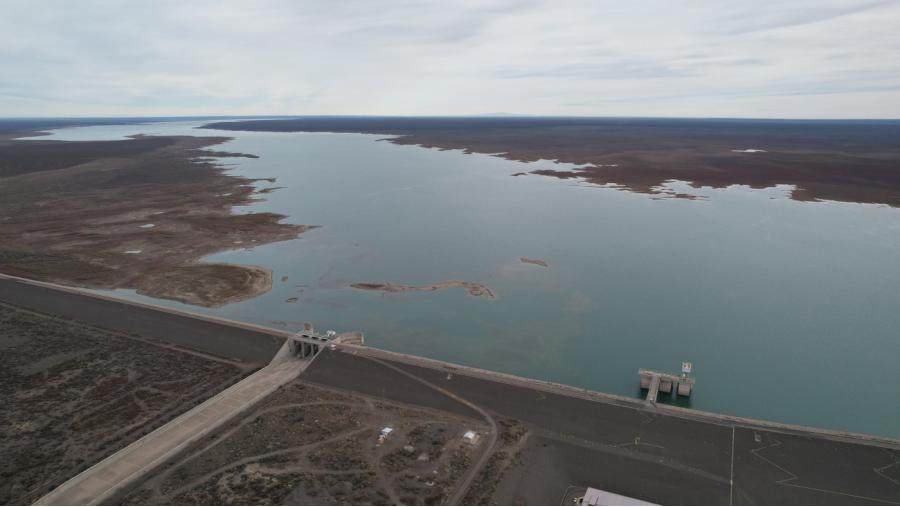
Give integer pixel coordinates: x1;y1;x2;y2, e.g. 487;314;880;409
31;121;900;438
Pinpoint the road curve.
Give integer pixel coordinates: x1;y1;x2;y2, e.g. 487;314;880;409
362;356;499;506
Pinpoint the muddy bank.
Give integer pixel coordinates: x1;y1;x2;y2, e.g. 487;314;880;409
203;117;900;206
0;132;315;306
134;263;274;308
351;281;496;299
520;257;548;267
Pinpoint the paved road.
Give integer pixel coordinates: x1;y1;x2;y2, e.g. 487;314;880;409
35;343;309;506
303;348;900;505
5;275;898;504
0;275;284;365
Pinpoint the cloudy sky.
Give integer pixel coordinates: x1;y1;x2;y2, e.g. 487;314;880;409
2;0;899;118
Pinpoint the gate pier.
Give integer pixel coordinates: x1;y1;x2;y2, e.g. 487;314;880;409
639;363;695;404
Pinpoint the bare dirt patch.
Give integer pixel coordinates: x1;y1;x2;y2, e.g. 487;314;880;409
135;263;273;308
461;418;530;505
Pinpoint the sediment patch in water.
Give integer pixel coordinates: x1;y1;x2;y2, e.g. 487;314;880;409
351;281;496;299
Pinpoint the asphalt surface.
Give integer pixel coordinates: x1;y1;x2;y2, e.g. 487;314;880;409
303;348;900;505
0;277;283;365
4;276;898;505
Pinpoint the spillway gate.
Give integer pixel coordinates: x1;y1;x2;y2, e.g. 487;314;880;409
288;329;335;358
639;363;695;404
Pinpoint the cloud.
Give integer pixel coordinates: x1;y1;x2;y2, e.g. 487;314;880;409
709;0;895;35
496;60;696;80
1;0;899;118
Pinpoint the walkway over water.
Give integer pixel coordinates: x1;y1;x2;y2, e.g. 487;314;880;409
640;368;695;404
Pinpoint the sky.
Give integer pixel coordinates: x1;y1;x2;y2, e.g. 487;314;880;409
2;0;900;118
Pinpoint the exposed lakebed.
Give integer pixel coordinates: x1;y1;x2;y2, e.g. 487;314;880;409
28;120;900;439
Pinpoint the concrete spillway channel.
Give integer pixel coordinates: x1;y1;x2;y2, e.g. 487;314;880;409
35;340;315;506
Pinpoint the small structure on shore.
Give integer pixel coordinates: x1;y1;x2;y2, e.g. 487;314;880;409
378;426;393;445
288;324;364;358
575;487;656;506
639;362;695;404
288;324;334;358
462;430;480;445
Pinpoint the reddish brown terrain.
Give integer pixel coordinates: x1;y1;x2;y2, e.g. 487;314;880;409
0;128;315;306
204;117;900;206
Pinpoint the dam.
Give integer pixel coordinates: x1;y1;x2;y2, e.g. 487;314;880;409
2;274;899;505
24;119;900;441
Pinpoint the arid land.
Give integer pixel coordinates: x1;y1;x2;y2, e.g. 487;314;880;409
116;379;491;506
0;122;314;306
0;302;248;505
203;117;900;206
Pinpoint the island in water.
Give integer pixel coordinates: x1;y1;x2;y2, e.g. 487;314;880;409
351;281;497;299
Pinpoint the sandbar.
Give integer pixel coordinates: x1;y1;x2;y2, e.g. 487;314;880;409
351;280;496;299
520;257;548;267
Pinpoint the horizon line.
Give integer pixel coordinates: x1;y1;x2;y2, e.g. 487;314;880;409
3;114;900;122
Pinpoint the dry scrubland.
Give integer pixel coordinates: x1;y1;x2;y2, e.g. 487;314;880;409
117;380;512;505
0;303;246;504
0;127;314;306
205;117;900;207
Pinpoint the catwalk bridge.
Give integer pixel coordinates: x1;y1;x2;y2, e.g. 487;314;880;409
640;363;695;404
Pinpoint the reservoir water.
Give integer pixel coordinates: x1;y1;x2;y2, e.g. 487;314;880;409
29;120;900;438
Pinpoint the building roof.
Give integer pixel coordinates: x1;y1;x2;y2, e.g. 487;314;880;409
581;487;655;506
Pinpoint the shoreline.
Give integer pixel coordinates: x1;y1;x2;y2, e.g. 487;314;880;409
346;343;900;449
201;117;900;207
0;129;314;306
134;262;275;308
3;271;897;447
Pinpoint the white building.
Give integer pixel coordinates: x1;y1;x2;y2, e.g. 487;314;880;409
578;487;655;506
377;427;393;444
